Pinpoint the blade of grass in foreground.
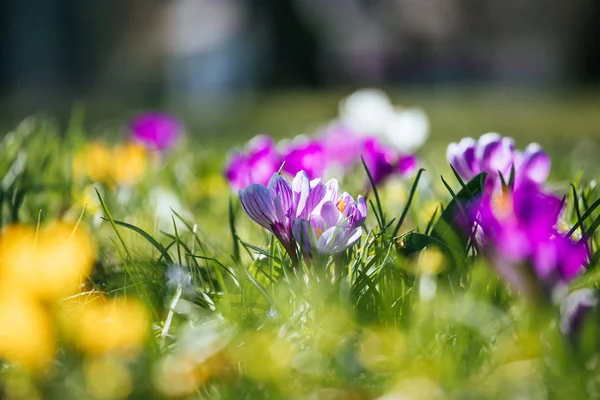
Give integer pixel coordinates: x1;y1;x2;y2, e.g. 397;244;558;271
229;197;241;264
361;156;385;230
392;168;425;237
95;187;132;262
104;218;174;265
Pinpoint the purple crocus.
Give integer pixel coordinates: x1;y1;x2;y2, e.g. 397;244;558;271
239;171;330;265
282;140;327;180
319;124;366;170
471;182;588;295
293;184;367;257
447;133;550;191
362;137;417;186
225;135;283;191
560;289;597;339
130;112;182;151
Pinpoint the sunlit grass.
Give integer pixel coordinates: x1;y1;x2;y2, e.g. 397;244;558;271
0;99;600;399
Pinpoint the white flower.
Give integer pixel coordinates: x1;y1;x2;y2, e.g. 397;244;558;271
381;107;429;153
339;88;430;153
339;88;394;135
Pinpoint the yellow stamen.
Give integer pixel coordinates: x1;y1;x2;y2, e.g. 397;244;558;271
336;199;347;213
492;191;513;219
314;227;323;239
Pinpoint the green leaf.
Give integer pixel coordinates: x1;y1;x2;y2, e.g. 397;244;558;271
431;172;487;246
392;168;425;237
103;218;174;264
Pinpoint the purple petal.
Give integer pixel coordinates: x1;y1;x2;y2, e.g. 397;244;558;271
292;219;313;254
302;181;328;218
561;289;597;336
130;112;182;150
320;124;365;169
398;154;417;176
282;141;326;179
476;133;515;177
558;237;588;281
447;137;478;180
239;184;276;231
519;143;551;185
268;173;293;212
320;201;341;227
292;171;311;218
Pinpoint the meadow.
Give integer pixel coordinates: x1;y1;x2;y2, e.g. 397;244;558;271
1;88;600;399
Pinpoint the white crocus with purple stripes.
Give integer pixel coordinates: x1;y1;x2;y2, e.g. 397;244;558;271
239;171;367;262
239;172;327;263
293;190;367;257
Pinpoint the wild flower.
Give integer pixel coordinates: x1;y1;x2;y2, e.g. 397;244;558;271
470;182;588;296
281;139;327;179
339;88;429;153
0;292;55;371
73;140;149;186
293;189;367;257
560;289;597;338
362;137;417;186
225;135;282;190
72;140;112;183
0;223;95;301
239;171;366;262
447;133;550;191
73;296;149;355
130;112;182;151
112;141;149;186
318;123;365;170
239;172;327;264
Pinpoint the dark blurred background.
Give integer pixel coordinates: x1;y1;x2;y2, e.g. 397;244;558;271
1;0;600;140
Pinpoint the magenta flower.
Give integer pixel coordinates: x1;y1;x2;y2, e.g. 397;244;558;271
130;112;182;151
319;124;366;170
362;137;417;186
225;135;283;191
293;183;367;257
447;133;550;190
282;140;327;180
239;171;330;264
471;182;588;295
560;289;597;338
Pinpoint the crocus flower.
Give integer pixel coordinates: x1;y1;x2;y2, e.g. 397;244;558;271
470;182;588;295
130;112;182;151
239;172;329;264
225;135;283;191
339;88;430;153
282;139;327;180
362;137;417;186
319;123;365;170
447;133;550;191
339;88;394;136
560;289;597;339
293;184;367;257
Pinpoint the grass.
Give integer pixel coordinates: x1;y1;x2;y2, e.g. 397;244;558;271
1;89;600;399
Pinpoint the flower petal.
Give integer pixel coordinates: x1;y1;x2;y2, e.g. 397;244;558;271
239;184;276;231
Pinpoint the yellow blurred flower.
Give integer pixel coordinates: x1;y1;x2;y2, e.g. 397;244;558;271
0;293;55;371
200;174;229;198
359;327;407;372
111;142;148;186
73;140;112;183
84;355;133;399
232;332;293;382
0;223;95;301
74;296;149;355
153;353;228;397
